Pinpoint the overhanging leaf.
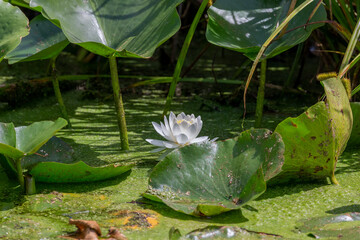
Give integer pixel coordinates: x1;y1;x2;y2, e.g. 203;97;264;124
347;102;360;148
144;129;284;216
273;77;353;183
30;0;183;58
0;1;29;62
5;14;69;64
206;0;326;60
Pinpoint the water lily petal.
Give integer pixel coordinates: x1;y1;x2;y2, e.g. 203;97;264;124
146;139;166;147
160;122;174;142
179;120;190;131
152;122;165;137
175;133;189;145
190;136;209;144
172;123;182;136
163;141;179;149
186;123;198;140
150;147;166;153
194;116;203;136
169;112;176;131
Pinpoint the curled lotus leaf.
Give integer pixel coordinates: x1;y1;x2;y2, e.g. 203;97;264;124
273;77;352;183
144;129;284;216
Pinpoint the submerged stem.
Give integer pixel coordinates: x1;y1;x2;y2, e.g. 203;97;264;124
109;56;129;150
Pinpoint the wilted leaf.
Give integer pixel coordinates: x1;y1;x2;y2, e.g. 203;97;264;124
5;14;69;64
206;0;326;60
273;77;352;182
30;0;182;58
144;129;284;216
0;1;29;62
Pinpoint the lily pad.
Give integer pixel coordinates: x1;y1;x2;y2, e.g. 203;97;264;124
5;14;69;64
206;0;326;60
144;129;284;216
0;118;68;160
297;212;360;239
347;102;360;148
273;77;353;182
30;0;182;58
0;1;29;62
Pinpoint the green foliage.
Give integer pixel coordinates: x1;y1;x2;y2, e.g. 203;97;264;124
5;15;69;64
0;1;29;62
274;77;352;183
206;0;326;60
144;129;284;216
347;102;360;148
30;0;183;58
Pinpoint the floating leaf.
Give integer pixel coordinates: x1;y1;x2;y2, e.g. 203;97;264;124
347;102;360;148
30;0;182;58
0;1;29;62
206;0;326;60
0;118;68;160
297;212;360;239
273;77;352;183
5;15;69;64
144;129;284;216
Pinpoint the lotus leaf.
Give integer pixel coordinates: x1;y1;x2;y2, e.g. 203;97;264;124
0;1;29;62
206;0;326;60
144;129;284;216
5;15;69;64
273;77;353;183
30;0;183;58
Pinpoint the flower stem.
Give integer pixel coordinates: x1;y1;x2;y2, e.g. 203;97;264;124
15;158;24;190
109;56;129;150
162;0;209;116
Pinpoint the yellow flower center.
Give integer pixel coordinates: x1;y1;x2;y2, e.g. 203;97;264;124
177;119;193;125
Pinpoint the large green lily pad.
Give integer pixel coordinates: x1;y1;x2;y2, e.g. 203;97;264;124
30;0;182;58
144;129;284;216
0;118;68;160
297;212;360;238
5;14;69;64
206;0;326;60
273;77;353;182
347;102;360;148
0;1;29;62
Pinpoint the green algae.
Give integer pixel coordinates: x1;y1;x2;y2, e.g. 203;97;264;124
0;90;360;239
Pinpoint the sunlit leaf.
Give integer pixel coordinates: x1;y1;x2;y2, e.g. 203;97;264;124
0;1;29;62
206;0;326;60
144;129;284;216
30;0;182;58
273;77;353;182
5;15;69;64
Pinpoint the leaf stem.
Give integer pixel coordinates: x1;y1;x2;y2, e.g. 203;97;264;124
15;157;24;190
109;56;129;150
255;60;267;128
50;56;72;128
330;172;339;185
25;173;36;195
162;0;209;116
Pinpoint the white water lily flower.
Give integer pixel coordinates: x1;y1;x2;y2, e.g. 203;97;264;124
146;112;210;152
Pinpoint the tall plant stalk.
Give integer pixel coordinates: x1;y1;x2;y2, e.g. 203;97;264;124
255;60;267;128
50;56;72;128
109;56;129;150
162;0;209;116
